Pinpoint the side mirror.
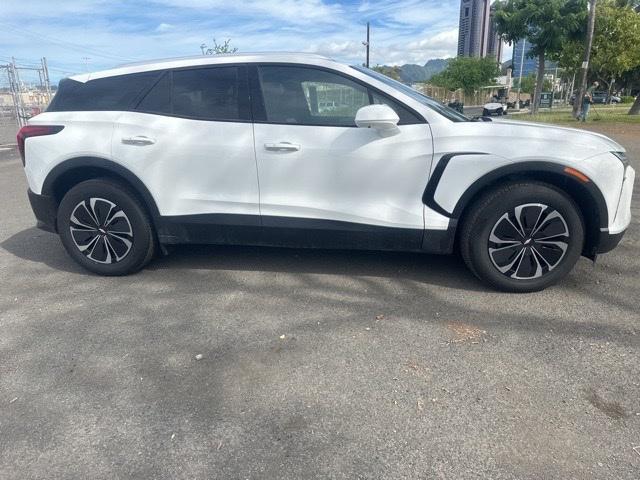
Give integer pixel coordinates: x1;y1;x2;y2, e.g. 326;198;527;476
355;104;400;136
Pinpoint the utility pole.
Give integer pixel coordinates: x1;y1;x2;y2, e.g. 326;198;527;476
573;0;597;118
363;22;370;68
9;57;25;127
41;57;51;102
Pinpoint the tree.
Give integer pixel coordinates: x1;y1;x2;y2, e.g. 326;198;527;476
631;88;640;115
514;73;552;94
200;39;238;55
372;65;402;81
615;0;639;8
590;1;640;103
429;57;499;95
494;0;587;114
557;0;640;113
573;0;598;117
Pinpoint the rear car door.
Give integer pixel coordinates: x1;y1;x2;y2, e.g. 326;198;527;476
251;64;433;249
112;65;259;223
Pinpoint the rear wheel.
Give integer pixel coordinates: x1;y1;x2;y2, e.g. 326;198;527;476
482;108;490;116
57;178;155;275
460;182;584;292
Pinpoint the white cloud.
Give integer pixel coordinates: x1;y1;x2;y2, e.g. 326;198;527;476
150;0;346;25
155;23;175;32
406;28;459;52
0;0;466;79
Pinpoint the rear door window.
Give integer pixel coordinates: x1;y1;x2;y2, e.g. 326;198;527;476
136;66;250;121
136;72;171;114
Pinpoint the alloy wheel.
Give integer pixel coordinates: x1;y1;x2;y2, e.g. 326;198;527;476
69;197;134;264
488;203;570;280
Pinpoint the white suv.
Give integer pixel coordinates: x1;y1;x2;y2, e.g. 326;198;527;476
19;53;634;292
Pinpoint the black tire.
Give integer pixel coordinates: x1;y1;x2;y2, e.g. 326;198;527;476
56;178;155;275
483;108;490;116
459;182;584;292
502;108;508;115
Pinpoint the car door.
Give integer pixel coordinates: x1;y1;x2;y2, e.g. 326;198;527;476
251;64;433;249
112;65;259;223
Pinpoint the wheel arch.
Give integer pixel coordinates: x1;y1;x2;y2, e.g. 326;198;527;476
451;161;608;258
42;156;161;225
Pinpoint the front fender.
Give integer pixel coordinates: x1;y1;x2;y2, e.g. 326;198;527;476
423;155;609;230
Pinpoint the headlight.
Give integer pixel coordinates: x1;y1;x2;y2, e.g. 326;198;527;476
611;151;629;168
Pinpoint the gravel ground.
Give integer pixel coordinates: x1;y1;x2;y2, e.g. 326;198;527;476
0;124;639;479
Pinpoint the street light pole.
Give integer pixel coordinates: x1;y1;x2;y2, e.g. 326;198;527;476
516;38;526;111
363;22;370;68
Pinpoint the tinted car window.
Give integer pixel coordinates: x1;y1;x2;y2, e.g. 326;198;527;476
257;65;422;127
136;72;171;114
172;67;246;121
370;91;424;125
47;72;161;112
136;66;249;121
352;65;469;122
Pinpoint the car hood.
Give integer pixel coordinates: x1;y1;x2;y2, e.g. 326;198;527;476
489;118;625;154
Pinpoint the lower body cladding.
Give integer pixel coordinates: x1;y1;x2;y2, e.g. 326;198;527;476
155;214;456;255
27;189;626;257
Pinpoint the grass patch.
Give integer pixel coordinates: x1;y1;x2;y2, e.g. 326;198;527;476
509;104;640;125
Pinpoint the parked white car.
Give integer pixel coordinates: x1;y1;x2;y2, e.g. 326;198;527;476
483;101;507;116
19;53;634;291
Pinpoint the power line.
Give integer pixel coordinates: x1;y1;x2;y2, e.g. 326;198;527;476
0;21;136;63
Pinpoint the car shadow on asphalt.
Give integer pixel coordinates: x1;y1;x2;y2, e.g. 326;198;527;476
1;226;488;292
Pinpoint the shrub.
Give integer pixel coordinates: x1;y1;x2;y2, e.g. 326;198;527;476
621;96;635;104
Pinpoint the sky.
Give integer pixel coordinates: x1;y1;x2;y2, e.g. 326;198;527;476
0;0;512;81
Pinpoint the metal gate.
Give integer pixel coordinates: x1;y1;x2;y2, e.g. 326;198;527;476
0;57;52;145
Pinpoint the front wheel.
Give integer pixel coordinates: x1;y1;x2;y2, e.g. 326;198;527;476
482;108;490;116
57;178;156;275
459;182;584;292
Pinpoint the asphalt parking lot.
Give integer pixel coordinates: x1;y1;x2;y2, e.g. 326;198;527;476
1;125;639;479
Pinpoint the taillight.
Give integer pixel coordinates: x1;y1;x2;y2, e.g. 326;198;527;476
17;125;64;166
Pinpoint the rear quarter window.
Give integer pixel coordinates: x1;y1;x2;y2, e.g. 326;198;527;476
47;72;162;112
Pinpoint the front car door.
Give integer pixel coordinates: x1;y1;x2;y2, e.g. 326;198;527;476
251;64;433;250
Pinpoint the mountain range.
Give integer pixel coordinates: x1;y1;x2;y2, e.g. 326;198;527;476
397;58;449;83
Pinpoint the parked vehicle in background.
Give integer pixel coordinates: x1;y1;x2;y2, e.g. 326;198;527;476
519;99;531;109
18;53;635;291
447;100;464;113
592;92;620;104
482;101;507;116
317;100;337;112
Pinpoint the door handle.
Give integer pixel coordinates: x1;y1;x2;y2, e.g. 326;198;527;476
264;142;300;152
122;135;156;146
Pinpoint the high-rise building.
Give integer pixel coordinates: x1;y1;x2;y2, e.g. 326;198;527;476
457;0;502;62
511;39;557;78
511;39;537;78
486;3;503;62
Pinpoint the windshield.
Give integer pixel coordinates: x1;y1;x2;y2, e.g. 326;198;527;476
351;65;470;122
